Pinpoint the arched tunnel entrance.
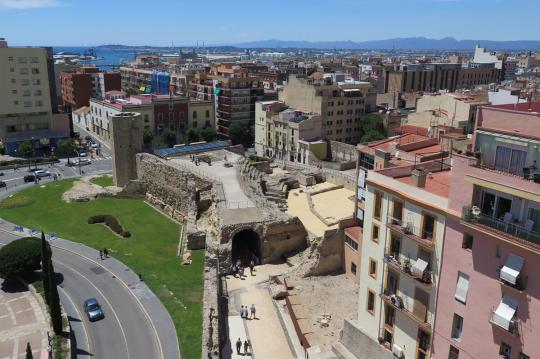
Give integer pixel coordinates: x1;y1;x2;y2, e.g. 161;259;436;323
231;229;261;266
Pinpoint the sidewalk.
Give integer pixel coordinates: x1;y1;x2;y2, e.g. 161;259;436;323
0;219;180;359
226;264;293;359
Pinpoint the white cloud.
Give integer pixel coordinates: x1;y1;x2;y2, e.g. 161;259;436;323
0;0;62;9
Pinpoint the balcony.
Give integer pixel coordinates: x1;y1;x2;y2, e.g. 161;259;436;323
383;254;432;287
489;309;519;336
386;216;435;250
462;206;540;250
380;292;431;332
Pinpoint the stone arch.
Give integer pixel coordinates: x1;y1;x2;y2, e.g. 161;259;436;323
231;228;262;266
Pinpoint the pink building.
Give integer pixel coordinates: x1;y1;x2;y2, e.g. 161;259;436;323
433;104;540;359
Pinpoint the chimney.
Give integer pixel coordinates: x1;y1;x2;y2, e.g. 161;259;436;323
411;168;427;188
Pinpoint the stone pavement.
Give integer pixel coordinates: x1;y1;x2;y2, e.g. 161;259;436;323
0;218;180;359
226;264;293;359
0;279;49;359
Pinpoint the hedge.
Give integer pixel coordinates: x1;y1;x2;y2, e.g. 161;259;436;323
0;157;59;167
87;214;131;238
0;237;41;279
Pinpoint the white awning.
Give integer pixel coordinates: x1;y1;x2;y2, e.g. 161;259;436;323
455;272;470;303
411;258;428;277
500;253;525;285
492;295;518;330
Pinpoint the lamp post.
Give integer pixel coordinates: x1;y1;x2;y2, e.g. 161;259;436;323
73;149;81;175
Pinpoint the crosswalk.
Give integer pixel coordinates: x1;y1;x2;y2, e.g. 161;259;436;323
89;155;112;161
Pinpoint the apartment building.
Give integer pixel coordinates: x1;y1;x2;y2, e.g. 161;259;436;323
382;63;501;93
190;63;264;137
279;74;377;144
432;103;540;359
59;67;121;109
120;67;154;93
0;45;69;154
254;100;322;162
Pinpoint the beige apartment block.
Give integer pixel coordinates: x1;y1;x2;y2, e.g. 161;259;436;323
279;74;376;144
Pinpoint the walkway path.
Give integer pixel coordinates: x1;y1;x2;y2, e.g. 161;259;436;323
225;264;293;359
0;279;49;359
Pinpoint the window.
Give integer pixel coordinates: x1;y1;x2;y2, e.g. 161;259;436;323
193;111;197;119
462;233;473;249
455;272;470;304
35;100;43;107
31;68;40;74
422;213;435;240
9;67;14;72
373;191;383;220
33;89;42;96
451;314;463;340
345;235;358;251
22;90;31;97
351;262;357;274
369;258;377;278
392;200;403;224
519;353;530;359
12;90;17;94
499;343;511;358
384;303;395;327
448;346;459;359
144;114;149;123
496;244;501;258
372;224;379;243
366;290;375;314
30;57;39;63
31;79;40;85
206;110;210;117
417;330;430;359
20;68;29;75
23;101;32;108
193;121;198;128
18;57;27;63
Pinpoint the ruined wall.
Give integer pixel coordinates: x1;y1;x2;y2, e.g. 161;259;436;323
334;319;393;359
302;228;344;277
136;153;212;222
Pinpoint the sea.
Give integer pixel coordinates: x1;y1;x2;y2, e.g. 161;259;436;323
53;46;138;70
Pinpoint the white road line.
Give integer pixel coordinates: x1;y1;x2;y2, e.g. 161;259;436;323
53;260;131;359
57;286;93;358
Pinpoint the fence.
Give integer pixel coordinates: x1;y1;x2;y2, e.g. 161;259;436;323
283;278;311;358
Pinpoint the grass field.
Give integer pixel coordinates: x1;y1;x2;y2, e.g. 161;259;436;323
89;175;114;187
0;180;203;358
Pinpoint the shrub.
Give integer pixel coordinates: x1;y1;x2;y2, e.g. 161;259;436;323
0;237;41;279
88;215;131;238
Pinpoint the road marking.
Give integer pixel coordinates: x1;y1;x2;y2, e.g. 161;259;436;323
57;285;93;358
53;260;131;359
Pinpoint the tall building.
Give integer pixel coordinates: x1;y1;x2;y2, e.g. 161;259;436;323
59;67;121;109
433;103;540;359
0;45;69;154
473;44;516;81
279;74;377;144
190;63;265;137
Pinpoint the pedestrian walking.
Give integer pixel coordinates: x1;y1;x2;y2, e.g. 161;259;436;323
244;340;250;355
250;304;256;319
99;250;103;260
249;259;254;275
103;248;108;258
239;265;244;278
236;338;242;355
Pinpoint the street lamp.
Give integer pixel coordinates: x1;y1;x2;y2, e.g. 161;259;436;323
73;149;81;175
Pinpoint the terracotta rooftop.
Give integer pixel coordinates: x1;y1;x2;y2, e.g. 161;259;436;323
490;101;540;113
395;170;451;198
344;226;363;242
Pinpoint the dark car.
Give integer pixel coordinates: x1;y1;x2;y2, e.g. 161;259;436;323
84;135;92;142
84;298;104;322
0;181;6;188
24;175;36;183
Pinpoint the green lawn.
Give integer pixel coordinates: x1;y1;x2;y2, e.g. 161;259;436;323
89;175;114;187
0;180;203;359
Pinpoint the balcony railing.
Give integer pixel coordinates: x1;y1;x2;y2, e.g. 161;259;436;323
383;254;432;286
386;216;435;250
462;206;540;249
380;292;431;332
489;309;519;336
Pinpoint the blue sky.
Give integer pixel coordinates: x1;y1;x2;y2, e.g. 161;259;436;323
1;0;539;46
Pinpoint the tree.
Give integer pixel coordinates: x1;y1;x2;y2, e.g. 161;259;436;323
0;237;41;279
200;127;216;142
47;255;63;335
360;130;386;144
186;128;200;143
17;141;33;159
162;128;177;148
41;232;51;306
143;128;154;146
227;123;244;145
56;138;76;159
25;342;33;359
360;114;386;135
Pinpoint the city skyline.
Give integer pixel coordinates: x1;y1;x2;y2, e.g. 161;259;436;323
1;0;539;46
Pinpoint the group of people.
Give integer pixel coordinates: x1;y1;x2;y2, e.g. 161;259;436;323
235;338;251;356
98;248;109;260
228;254;259;278
239;304;256;320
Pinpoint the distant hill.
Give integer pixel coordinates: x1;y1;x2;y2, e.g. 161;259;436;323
234;37;540;51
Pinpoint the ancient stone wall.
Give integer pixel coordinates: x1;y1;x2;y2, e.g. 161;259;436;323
333;319;393;359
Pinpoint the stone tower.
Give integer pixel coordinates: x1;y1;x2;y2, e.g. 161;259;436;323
110;112;143;187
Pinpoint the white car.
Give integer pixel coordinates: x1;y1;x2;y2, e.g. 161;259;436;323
90;143;99;149
34;170;51;178
78;151;88;157
76;159;92;166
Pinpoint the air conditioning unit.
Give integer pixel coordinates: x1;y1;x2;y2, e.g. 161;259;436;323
392;344;404;359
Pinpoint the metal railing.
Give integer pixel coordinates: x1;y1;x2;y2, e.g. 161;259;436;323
489;309;519;336
462;206;540;246
383;253;432;285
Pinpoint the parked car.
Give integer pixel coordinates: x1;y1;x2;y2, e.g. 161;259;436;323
24;175;36;183
78;149;88;157
84;135;92;142
84;298;104;322
76;159;92;166
33;170;51;178
90;142;99;149
0;181;6;188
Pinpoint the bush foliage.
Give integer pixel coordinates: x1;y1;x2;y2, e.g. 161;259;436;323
0;237;41;279
88;214;131;238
